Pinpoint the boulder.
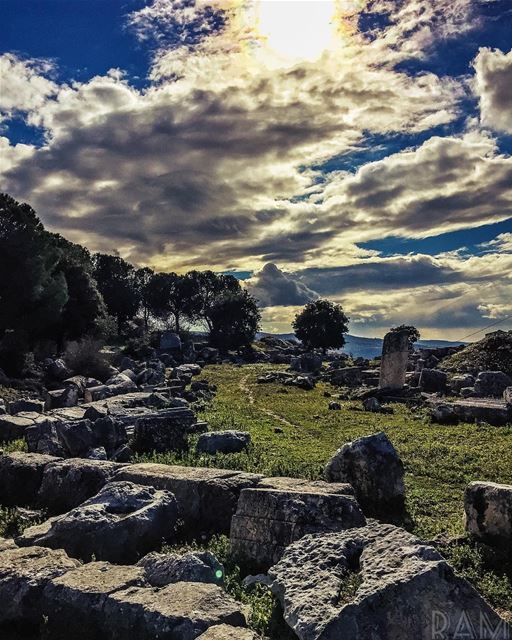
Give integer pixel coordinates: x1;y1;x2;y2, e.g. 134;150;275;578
450;374;475;393
362;396;382;412
230;486;366;571
0;414;34;442
328;401;341;411
465;481;512;550
137;551;223;587
197;625;259;639
290;353;322;374
0;545;79;624
419;368;448;393
329;367;363;387
101;582;246;640
114;463;262;537
90;414;128;456
18;481;179;563
8;398;44;415
196;430;251;455
37;458;122;514
133;408;207;454
269;523;511;640
47;385;80;409
324;431;405;519
25;417;66;456
42;561;146;638
58;419;95;457
0;452;58;506
474;371;512;398
431;403;459;425
45;358;70;380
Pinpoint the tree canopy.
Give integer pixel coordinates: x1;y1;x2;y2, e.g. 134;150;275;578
209;290;261;350
293;299;349;352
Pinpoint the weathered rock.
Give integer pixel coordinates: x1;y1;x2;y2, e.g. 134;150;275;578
102;582;246;640
45;358;70;381
324;431;405;518
460;386;476;398
114;463;262;536
37;458;122;514
58;419;95;457
18;481;179;563
290;353;322;374
450;373;475;393
0;545;79;624
258;476;354;496
329;367;363;387
25;417;67;457
504;386;512;405
83;384;112;403
328;401;341;411
448;398;512;426
90;414;128;456
137;551;223;587
230;486;366;571
197;625;259;639
362;396;382;412
0;452;58;506
379;330;409;389
8;398;44;415
196;430;251;455
430;403;459;425
419;368;448;393
47;385;80;409
0;537;17;552
0;414;34;442
465;481;512;550
269;523;511;640
133;408;207;454
474;370;512;398
42;561;145;638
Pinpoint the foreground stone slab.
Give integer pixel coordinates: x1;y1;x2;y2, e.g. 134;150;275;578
18;481;179;563
450;398;512;426
0;545;79;624
258;475;354;496
0;415;34;442
197;625;259;639
0;452;58;506
114;463;263;537
465;481;512;550
230;487;366;571
102;581;246;640
270;523;511;640
42;561;146;638
37;458;123;514
324;431;405;519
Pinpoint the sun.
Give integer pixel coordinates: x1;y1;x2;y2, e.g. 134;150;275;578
254;0;338;62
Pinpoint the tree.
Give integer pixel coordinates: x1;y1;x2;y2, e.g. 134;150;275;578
135;267;154;331
293;299;349;352
52;235;106;342
188;270;241;331
390;324;420;350
93;253;140;334
209;290;261;350
0;194;69;372
145;272;200;334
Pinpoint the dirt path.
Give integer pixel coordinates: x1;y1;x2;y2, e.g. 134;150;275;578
239;373;299;429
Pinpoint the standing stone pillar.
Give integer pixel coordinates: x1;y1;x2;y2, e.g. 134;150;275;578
379;330;409;389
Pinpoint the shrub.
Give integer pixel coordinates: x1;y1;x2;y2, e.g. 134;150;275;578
63;337;111;380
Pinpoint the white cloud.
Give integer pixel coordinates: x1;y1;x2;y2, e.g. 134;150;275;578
473;47;512;134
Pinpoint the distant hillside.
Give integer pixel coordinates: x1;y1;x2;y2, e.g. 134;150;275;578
257;333;466;359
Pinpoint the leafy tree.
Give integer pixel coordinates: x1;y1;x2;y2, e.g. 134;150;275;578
209;290;261;350
145;272;200;334
293;299;349;352
93;253;140;334
135;267;155;331
188;270;241;331
390;324;420;350
52;235;106;342
0;194;69;373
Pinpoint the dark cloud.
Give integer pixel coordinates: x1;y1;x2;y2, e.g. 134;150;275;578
247;263;319;307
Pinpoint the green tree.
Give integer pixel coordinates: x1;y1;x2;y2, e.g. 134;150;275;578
135;267;155;331
293;299;349;353
209;290;261;350
93;253;140;334
0;194;69;373
390;324;420;350
188;270;241;331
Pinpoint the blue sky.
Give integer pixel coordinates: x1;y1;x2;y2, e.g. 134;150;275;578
1;0;511;338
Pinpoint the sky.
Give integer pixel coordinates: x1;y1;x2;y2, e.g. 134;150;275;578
1;0;511;339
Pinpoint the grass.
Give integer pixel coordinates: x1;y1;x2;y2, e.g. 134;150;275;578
140;363;512;623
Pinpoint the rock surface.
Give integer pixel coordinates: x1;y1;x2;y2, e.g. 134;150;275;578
324;431;405;519
196;430;251;455
137;551;223;587
465;481;512;550
474;371;512;397
18;480;179;563
197;625;260;639
379;330;409;389
230;486;366;571
0;545;79;624
269;523;511;640
0;452;58;506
